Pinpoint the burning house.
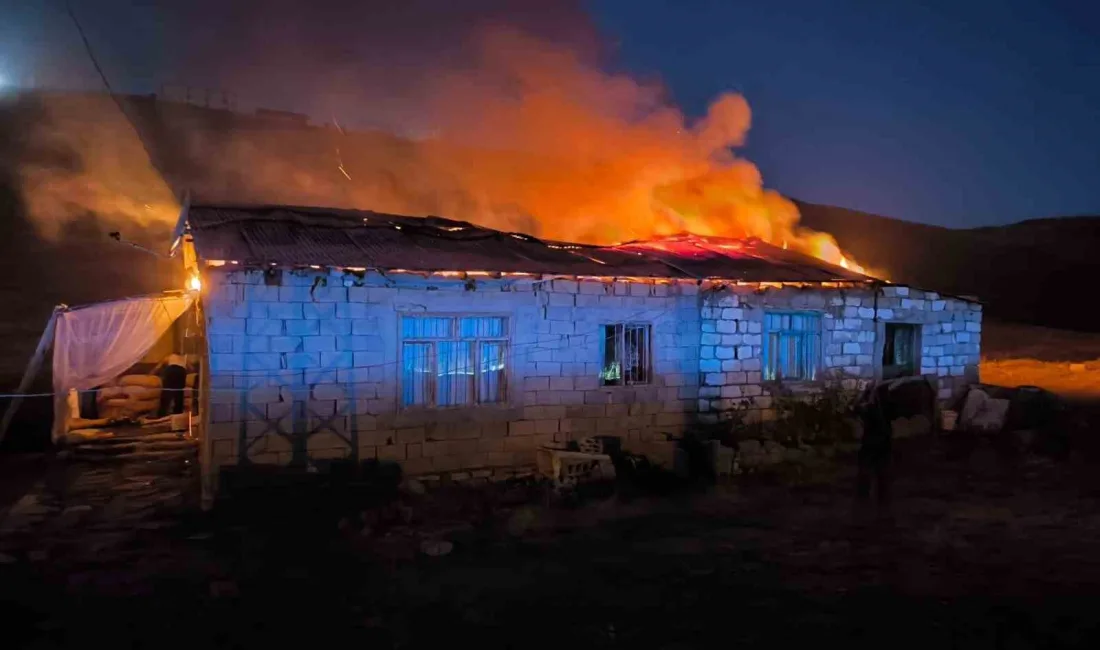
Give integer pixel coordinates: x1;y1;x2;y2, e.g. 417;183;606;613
170;204;981;491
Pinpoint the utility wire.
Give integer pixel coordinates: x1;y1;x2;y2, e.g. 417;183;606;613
62;0;162;185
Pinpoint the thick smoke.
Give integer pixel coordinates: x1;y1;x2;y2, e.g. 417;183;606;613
14;93;180;240
13;1;858;267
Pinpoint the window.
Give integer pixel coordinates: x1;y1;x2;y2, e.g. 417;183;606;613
882;323;919;380
763;312;821;381
401;316;508;407
600;324;652;386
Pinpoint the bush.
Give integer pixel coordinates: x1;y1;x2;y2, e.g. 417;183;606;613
767;374;861;447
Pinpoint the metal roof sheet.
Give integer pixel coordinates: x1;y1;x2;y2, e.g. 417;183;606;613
186;204;871;283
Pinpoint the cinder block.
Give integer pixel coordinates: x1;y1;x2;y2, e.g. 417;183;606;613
376;444;407;462
303;369;337;385
700;359;721;373
534;419;559;434
266;302;303;319
318;319;352;336
284;352;320;369
270;336;303;353
279;286;311;302
245;285;280;302
503;436;538;452
551;279;578;293
509;421;536;436
524;376;549;391
210;351;243;371
333;336;371;351
246;319;282;337
209;335;235;354
351;319;383;335
247;386;282;404
302;302;335;320
535;362;561;376
285;320;320;336
312;384;345;400
320;351;354;368
312;287;348;303
336;302;369;319
549;376;573;391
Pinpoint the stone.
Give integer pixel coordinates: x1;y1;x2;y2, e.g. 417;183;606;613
401;479;427;495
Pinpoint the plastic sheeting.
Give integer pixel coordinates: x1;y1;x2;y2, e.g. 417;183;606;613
51;294;194;442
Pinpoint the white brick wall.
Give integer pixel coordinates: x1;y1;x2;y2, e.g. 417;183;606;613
204;269;980;472
204;269;702;472
696;283;981;422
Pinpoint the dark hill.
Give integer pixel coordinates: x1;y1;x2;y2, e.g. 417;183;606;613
796;200;1099;332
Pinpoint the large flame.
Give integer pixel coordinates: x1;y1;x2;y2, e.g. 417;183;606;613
13;27;867;275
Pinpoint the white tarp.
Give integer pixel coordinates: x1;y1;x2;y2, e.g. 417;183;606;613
51;294;194;442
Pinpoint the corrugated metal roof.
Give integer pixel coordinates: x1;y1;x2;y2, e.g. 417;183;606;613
186;204;871;283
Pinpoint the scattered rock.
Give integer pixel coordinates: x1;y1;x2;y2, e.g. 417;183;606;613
401;479;427;495
420;539;453;557
9;494;50;517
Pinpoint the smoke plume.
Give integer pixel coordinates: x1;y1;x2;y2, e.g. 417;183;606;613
11;1;859;268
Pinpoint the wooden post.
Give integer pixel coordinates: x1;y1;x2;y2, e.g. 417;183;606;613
0;308;62;446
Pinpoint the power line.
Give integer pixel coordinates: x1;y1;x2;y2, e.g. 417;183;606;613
62;0;161;177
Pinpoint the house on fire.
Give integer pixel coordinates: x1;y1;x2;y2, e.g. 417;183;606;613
168;204;981;493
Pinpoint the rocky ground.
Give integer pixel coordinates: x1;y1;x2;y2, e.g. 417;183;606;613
3;426;1100;648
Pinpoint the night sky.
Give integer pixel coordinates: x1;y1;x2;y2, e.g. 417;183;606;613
2;0;1098;228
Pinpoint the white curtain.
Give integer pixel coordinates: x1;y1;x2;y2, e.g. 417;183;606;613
52;294;194;441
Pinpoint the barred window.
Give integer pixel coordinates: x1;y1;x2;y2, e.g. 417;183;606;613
600;324;652;386
763;312;821;381
401;316;508;407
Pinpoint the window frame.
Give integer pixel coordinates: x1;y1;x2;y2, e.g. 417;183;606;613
762;311;823;382
397;313;512;410
881;322;921;380
599;322;654;387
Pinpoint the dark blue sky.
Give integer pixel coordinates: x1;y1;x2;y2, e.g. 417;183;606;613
2;0;1098;227
590;0;1100;226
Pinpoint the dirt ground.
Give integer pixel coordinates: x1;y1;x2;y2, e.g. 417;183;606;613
2;318;1099;648
3;429;1100;649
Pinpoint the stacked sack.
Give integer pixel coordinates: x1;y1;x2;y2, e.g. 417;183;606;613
97;375;161;419
97;372;199;420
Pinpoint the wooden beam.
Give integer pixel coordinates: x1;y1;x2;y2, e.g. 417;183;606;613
0;308;62;445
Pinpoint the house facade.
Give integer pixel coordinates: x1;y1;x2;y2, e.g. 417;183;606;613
180;205;981;482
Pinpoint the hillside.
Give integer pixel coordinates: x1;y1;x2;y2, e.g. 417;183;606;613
796;200;1100;332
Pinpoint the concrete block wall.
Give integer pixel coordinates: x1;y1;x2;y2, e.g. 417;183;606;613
698;283;981;421
202;268;701;474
